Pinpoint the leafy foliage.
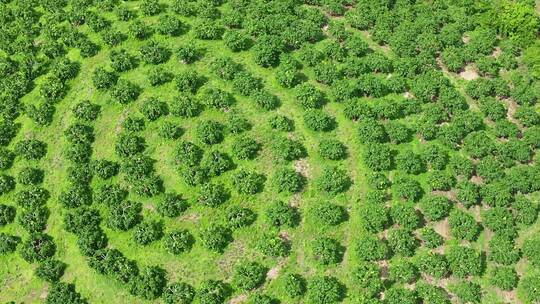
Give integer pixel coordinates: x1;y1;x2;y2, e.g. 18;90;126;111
311;237;343;265
35;259;66;283
306;276;344;304
272;167;304;193
232;260;266;291
315;166;351;194
265;201;300;228
20;233;56;263
164;230;194;255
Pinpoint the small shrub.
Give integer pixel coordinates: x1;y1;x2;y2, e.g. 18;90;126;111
256;233;290;257
0;204;16;227
252;90;280;110
489;266;518;290
196;121;224;145
303;109;335;132
197;183;229;207
156;193;188;218
359;203;389;233
18;207;49;233
388;258;419;283
309;202;346;226
225;205;255;229
45;283;86;304
392;176;423;202
223;30;252;52
233;72;262;96
270;137;306;161
20;233;56;263
176;42;203;64
139;40;171;64
232;261;266;291
133;221;163;245
0;233;19;254
419;195;452;221
109;49;137;72
148;66;173;86
351;262;383;298
175;70;205;94
128;266;167;300
318;139;347;160
162;282;195;304
390;202;420;231
396;150;425;174
0;149;15;170
315;166;351;194
156;14;184;36
158;122;183;140
231;169;265;195
311;237;343;265
92;67;118;90
272;167;304;193
140;97;168;121
387;228;418;257
111;79;141;104
107;200;142;231
196;280;229;304
295;83;325;109
265;201;299;227
14;139;47;160
164;229;194;254
269;115;294;131
193;19;224;40
170;94;202;118
73;100;100;122
446;245;483;278
0;174;15;196
282;274;306;298
306;276;344;304
363;143;393;171
174;141;203;166
199;225;231;252
355;234;389;261
415;252;448;278
201;150;233;177
231;136;260;160
35;259;66;283
448;209;481;241
448;281;482;304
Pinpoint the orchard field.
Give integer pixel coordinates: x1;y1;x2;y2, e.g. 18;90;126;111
1;0;540;303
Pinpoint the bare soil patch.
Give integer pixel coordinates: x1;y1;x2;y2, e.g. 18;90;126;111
288;193;301;208
294;159;310;177
267;265;281;280
228;294;247;304
502;98;521;126
470;175;484;185
279;231;290;241
433;218;450;239
459;65;479;80
496;289;519;304
376;260;389;279
491;47;502;58
218;241;246;273
180;212;200;222
432;190;456;201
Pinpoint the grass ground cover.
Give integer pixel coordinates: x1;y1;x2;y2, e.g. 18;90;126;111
1;0;540;303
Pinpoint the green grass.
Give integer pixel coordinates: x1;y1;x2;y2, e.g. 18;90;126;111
1;1;540;303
